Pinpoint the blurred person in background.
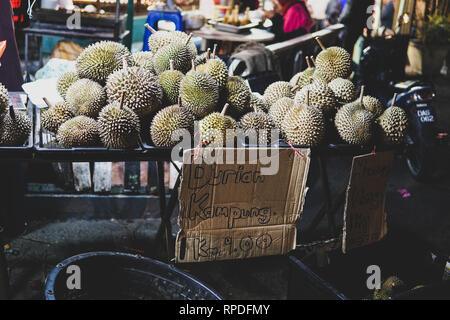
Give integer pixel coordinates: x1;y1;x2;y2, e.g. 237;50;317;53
381;0;395;29
339;0;374;53
0;0;23;91
265;0;315;41
323;0;343;28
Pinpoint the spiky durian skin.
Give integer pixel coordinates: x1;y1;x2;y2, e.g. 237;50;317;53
295;78;337;114
200;112;236;147
148;30;197;54
263;81;294;107
132;51;155;73
56;116;100;148
41;102;74;133
179;70;219;119
363;96;383;117
240;111;275;144
197;58;228;89
97;102;141;149
335;101;374;145
377;106;408;145
292;67;316;89
106;66;162;117
65;79;107;118
0;83;9;114
150;104;194;147
194;51;210;66
281;104;325;147
225;76;251;117
153;40;197;74
0;108;32;146
315;46;352;82
268;97;294;130
250;93;269;112
158;69;184;106
76;41;131;84
328;78;357;104
373;276;406;300
56;71;79;100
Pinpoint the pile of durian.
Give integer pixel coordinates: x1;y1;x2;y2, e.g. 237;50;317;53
47;33;408;150
0;83;32;147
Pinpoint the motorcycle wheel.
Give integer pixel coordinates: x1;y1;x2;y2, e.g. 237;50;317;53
405;134;435;182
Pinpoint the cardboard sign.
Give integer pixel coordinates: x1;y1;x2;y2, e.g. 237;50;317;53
175;148;310;263
342;151;394;253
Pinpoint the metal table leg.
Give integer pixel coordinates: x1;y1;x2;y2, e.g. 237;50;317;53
24;33;30;82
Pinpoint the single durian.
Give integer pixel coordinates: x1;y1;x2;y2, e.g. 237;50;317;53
268;97;294;130
377;93;408;145
179;62;219;119
225;76;251;118
295;78;337;114
145;24;197;55
0;106;32;146
106;57;163;117
98;92;141;149
41;98;74;133
56;71;79;100
362;95;383;117
199;104;237;147
328;78;357;104
132;51;155;73
263;81;296;107
335;86;375;145
65;79;107;118
373;276;406;300
250;93;269;112
281;90;325;146
0;83;9;114
240;106;275;145
76;41;131;84
314;37;352;83
197;45;228;89
153;34;197;74
150;98;194;147
158;59;184;106
57;115;100;148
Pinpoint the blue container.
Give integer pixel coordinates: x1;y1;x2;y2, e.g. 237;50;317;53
143;10;183;51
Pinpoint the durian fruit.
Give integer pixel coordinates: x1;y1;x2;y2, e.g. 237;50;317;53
199;104;237;147
240;106;275;145
281;90;325;146
373;276;406;300
268;97;294;130
295;78;337;114
0;106;32;146
289;56;315;89
362;95;383;117
224;76;251;117
376;93;408;145
65;79;107;118
106;57;163;117
57;115;100;148
197;54;228;89
41;98;74;133
132;51;155;73
0;83;9;114
314;37;352;83
335;86;375;145
150;98;194;147
153;34;197;74
179;62;219;119
158;60;184;106
56;71;79;100
328;78;357;104
194;48;211;66
145;24;197;54
263;81;296;107
250;93;269;112
76;41;131;84
98;92;141;149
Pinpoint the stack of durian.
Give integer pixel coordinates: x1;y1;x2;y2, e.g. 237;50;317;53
0;83;32;147
47;33;408;150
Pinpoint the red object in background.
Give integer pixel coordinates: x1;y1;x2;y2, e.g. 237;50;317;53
11;0;24;22
0;41;6;67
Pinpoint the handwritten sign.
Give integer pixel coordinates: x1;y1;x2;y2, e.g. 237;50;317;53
342;151;394;253
175;148;310;263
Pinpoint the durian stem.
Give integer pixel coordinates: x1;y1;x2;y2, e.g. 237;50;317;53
178;96;182;107
191;59;196;71
359;85;365;104
221;103;229;116
291;85;299;93
144;23;156;34
122;56;129;71
315;37;326;51
206;48;211;60
9;105;15;118
310;56;316;66
119;91;126;110
185;34;193;46
391;93;398;107
212;43;218;59
306;89;310;106
305;56;311;69
42;97;53;109
169;59;174;71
